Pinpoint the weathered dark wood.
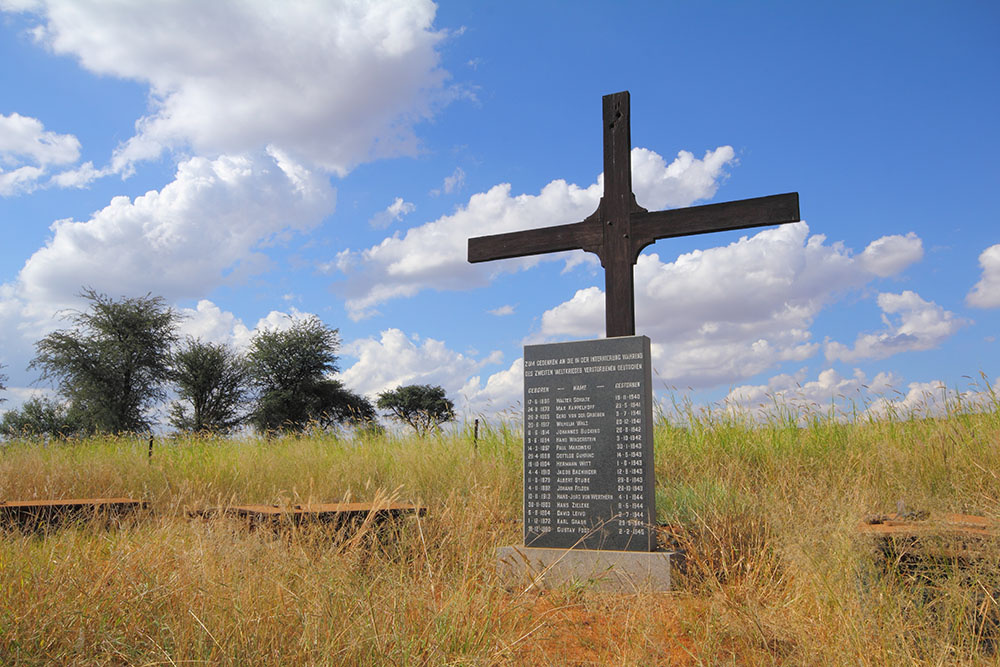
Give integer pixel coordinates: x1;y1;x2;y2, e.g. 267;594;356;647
188;501;426;527
599;92;641;337
468;219;601;263
859;512;1000;570
467;91;801;338
629;193;800;258
0;498;147;529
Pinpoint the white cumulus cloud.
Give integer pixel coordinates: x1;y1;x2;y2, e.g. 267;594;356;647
858;232;923;277
176;300;319;351
0;112;83;195
336;146;737;319
340;328;484;398
723;368;903;420
0;165;44;197
824;290;968;362
338;327;517;416
630;146;734;210
539;223;926;388
3;150;334;329
867;378;998;420
6;0;450;175
722;369;997;422
49;161;107;189
967;243;1000;308
458;357;524;418
177;300;251;348
369;196;415;229
0;112;79;165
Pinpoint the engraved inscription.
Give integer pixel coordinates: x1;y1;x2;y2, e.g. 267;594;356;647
523;336;654;551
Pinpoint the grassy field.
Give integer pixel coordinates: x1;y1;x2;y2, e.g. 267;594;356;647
2;394;1000;665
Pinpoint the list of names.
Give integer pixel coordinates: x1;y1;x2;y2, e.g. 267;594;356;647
523;336;654;551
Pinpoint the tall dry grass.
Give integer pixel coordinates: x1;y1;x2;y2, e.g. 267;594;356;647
0;391;998;664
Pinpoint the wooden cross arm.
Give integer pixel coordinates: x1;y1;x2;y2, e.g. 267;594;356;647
469;192;800;264
468;216;603;263
630;192;800;256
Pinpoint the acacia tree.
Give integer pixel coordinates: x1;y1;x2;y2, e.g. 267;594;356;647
29;288;179;434
0;364;85;438
377;384;456;436
169;338;250;434
0;396;84;438
246;316;374;433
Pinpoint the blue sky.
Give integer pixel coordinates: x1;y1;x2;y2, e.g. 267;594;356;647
1;1;997;423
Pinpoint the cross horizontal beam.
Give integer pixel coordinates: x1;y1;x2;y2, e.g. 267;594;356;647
467;216;600;264
468;192;800;266
628;192;800;261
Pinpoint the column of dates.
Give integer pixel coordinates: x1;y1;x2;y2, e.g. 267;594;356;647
524;395;553;533
614;391;646;537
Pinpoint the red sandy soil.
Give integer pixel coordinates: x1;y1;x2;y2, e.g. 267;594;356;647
510;591;697;665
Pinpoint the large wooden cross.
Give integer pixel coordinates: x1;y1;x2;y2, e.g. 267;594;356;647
468;91;801;337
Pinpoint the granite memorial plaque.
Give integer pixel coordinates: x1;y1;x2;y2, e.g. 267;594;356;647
523;335;655;551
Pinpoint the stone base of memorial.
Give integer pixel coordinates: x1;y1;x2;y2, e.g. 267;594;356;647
496;545;676;592
495;335;677;592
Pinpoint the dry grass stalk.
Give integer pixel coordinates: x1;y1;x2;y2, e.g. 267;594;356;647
0;391;998;663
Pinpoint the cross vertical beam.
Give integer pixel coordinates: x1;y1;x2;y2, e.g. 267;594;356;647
601;92;643;337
